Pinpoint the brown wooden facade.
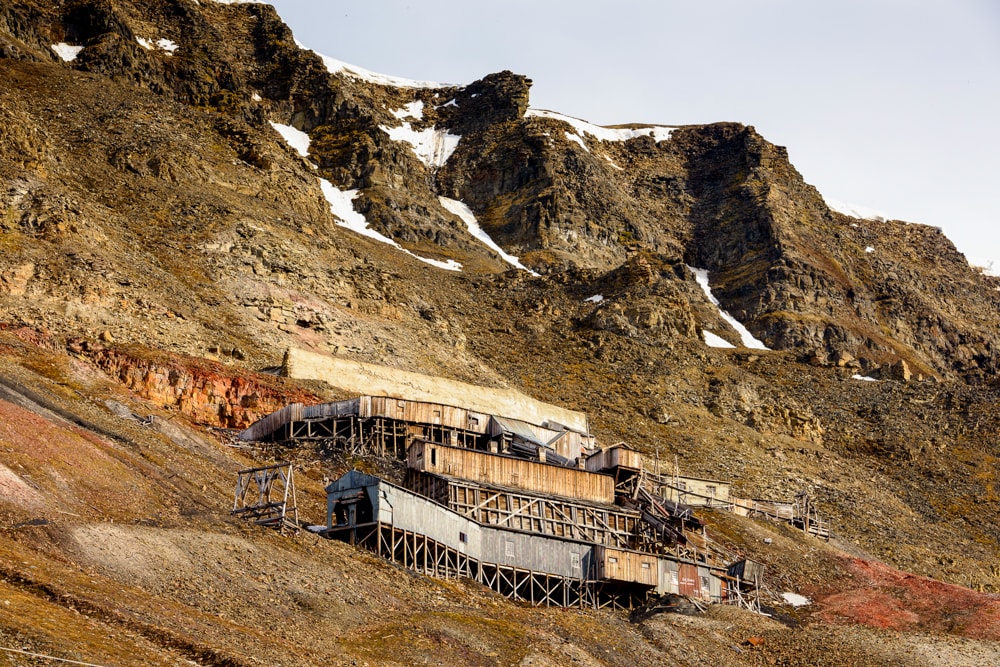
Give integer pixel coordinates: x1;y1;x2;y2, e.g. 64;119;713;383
408;440;614;505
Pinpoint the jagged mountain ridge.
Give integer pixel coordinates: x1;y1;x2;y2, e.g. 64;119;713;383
5;0;997;382
2;1;1000;665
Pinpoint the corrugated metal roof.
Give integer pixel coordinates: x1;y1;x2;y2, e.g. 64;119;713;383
492;416;546;447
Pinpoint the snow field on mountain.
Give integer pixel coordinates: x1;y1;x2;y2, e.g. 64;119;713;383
269;120;460;271
703;330;736;349
438;197;537;275
318;53;452;89
688;266;770;350
268;122;311;158
319;181;460;271
51;43;84;61
379;122;461;169
527;109;676;143
136;37;178;54
823;196;889;222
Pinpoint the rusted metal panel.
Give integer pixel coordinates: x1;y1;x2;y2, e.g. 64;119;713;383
409;440;614;505
678;563;699;597
594;546;658;587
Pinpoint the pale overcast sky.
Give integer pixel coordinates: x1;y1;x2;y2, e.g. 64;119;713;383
266;0;1000;268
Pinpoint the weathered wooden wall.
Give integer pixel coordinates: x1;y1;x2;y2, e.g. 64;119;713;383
409;440;614;505
585;445;644;473
325;471;727;601
659;476;731;507
362;396;490;434
595;546;659;587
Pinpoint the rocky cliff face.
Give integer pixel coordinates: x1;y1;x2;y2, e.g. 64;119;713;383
4;0;996;381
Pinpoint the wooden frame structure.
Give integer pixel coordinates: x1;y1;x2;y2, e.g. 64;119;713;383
326;520;647;610
232;462;299;533
729;494;830;540
323;471;726;610
405;471;676;554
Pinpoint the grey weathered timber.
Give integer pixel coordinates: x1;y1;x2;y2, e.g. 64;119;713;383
232;462;298;533
322;470;731;607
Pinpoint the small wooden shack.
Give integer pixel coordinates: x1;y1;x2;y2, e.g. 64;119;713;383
659;475;731;508
585;442;644;473
594;546;659;587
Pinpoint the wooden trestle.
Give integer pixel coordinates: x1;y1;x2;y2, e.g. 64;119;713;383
327;521;648;610
405;471;671;554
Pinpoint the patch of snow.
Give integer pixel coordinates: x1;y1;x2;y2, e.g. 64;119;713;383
391;100;424;120
439;197;537;275
584;294;604;303
305;525;326;533
379;122;461;169
703;330;735;349
418;256;463;271
782;592;812;607
972;259;1000;277
157;38;178;54
136;37;178;54
865;246;875;254
604;156;623;171
852;374;879;382
440;99;458;108
269;121;311;158
319;179;460;272
564;132;590;153
318;53;452;89
51;43;84;62
824;196;888;222
527;108;676;143
252;92;262;102
688;266;770;350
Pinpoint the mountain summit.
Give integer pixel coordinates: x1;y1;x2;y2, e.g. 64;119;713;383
1;1;999;665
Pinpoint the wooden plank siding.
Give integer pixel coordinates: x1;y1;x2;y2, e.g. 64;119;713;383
326;472;590;578
404;471;643;550
362;396;490;434
409;440;614;505
585;444;644;473
730;496;794;520
658;476;731;508
237;402;305;441
594;546;659;587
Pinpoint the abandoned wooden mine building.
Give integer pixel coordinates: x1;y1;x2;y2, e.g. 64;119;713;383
238;390;826;609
